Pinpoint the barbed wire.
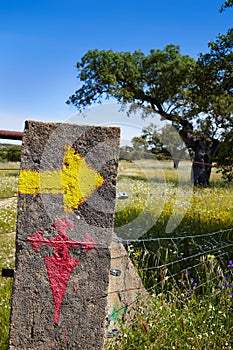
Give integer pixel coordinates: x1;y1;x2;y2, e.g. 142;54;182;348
113;227;233;244
107;249;231;297
105;240;233;325
1;226;232;249
0;150;232;170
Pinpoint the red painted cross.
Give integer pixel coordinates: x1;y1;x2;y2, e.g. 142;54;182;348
28;217;96;323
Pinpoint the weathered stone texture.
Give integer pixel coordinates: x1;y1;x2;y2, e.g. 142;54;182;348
106;239;150;339
9;121;120;350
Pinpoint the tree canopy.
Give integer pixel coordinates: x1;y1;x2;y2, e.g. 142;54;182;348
67;44;196;128
220;0;233;12
0;144;21;162
67;26;233;185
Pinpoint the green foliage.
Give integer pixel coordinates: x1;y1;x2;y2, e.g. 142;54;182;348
67;45;196;122
67;33;232;140
0;145;21;163
130;123;190;165
216;130;233;181
220;0;233;12
192;28;233;136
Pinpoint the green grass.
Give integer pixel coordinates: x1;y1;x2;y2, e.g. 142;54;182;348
0;162;19;201
1;160;233;349
0;233;15;350
105;256;233;350
107;160;233;349
0;199;17;235
0;164;18;349
0;162;20;170
115;161;233;240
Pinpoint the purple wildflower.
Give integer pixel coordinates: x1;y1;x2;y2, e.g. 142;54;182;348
229;260;233;265
193;282;198;287
190;277;195;283
230;292;233;297
188;290;193;295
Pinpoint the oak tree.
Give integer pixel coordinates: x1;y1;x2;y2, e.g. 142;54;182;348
67;33;232;186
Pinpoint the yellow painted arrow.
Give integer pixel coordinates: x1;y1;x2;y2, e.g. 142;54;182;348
18;145;104;213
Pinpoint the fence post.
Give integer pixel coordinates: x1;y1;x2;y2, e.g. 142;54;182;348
9;120;120;349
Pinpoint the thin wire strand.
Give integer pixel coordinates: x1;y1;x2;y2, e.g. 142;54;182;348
115;227;233;244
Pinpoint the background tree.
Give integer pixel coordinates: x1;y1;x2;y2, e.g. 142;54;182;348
140;124;163;153
130;123;190;167
67;32;232;186
0;144;21;162
159;124;190;168
131;136;148;152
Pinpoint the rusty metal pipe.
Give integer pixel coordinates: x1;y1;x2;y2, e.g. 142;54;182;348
0;130;23;140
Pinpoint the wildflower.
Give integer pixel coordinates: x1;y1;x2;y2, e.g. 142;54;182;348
188;290;193;295
190;277;195;283
226;283;230;288
227;264;232;269
181;280;186;285
208;254;215;259
229;260;233;265
230;292;233;297
229;307;233;312
193;282;198;287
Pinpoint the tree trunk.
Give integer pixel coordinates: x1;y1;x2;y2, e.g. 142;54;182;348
173;158;180;169
152;109;220;186
191;138;219;186
180;128;219;186
173;159;180;169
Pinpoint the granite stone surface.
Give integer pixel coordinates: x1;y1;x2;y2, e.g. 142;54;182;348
9;121;120;350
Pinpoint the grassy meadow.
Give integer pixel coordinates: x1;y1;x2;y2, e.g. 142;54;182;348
0;164;19;349
0;160;233;349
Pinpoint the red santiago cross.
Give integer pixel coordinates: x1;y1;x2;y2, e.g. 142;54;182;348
28;217;96;323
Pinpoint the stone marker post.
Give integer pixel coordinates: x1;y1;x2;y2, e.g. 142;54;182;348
9;121;120;350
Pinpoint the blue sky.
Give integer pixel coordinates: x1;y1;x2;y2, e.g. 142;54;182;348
0;0;232;140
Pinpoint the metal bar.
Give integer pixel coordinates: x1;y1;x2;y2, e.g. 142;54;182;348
0;130;23;140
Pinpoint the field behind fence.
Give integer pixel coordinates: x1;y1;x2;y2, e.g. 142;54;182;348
1;158;233;349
